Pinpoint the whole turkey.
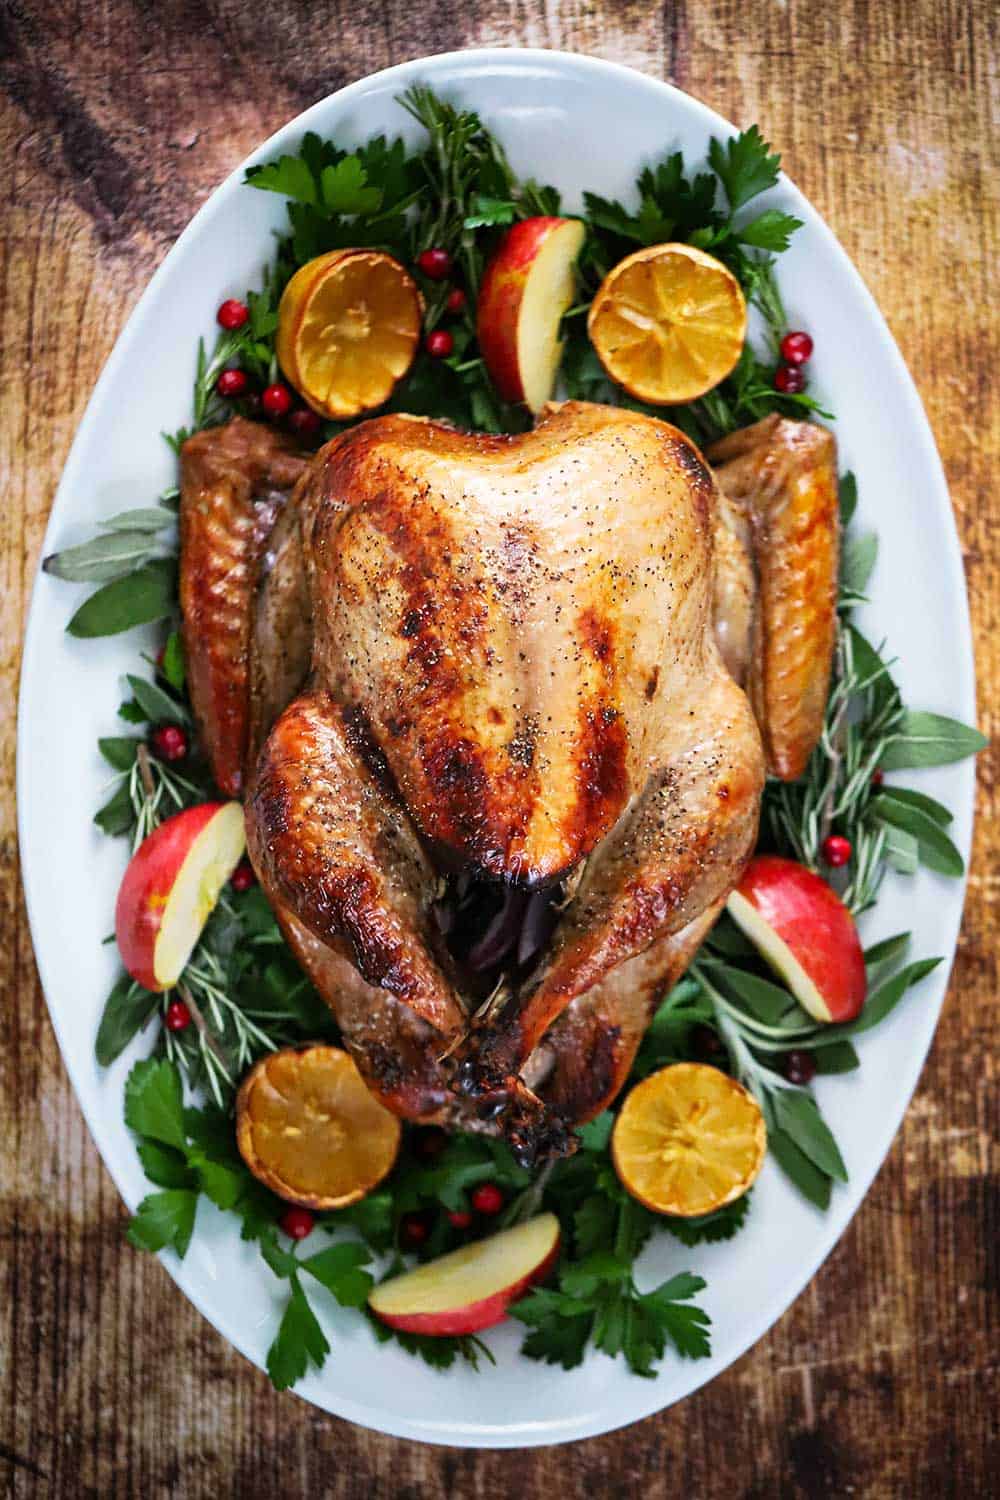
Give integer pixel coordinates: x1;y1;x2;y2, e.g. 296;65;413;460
180;400;839;1162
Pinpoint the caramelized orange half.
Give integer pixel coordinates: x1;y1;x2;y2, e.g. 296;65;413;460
236;1044;401;1208
276;250;422;419
588;243;747;404
611;1062;766;1216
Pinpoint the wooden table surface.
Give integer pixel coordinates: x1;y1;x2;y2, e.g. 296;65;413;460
2;2;997;1494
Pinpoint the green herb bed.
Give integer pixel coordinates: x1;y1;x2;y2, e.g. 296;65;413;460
45;86;985;1392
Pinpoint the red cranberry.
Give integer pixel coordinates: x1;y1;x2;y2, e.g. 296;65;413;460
164;999;191;1032
871;768;885;787
448;1209;473;1229
400;1212;430;1247
217;298;249;330
216;368;250;398
782;1050;817;1086
231;859;256;893
261;383;292;418
417;248;453;280
774;364;806;394
780;330;813;366
425;329;454;359
471;1183;504;1216
279;1207;315;1240
150;724;187;762
822;834;852;867
288;407;322;438
445;287;467;314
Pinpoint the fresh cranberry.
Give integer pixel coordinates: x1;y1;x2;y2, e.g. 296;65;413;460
425;329;454;359
216;368;250;398
288;407;322;438
774;364;806;394
782;1050;817;1086
692;1022;724;1059
871;768;885;788
412;1126;448;1161
780;330;813;366
280;1207;315;1241
417;248;453;280
164;999;191;1032
261;383;292;418
821;834;852;867
150;724;187;762
400;1212;430;1247
471;1183;504;1216
231;860;256;893
445;287;467;314
217;298;249;331
448;1209;473;1229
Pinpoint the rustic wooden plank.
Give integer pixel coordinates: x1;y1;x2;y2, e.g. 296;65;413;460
1;1;996;1495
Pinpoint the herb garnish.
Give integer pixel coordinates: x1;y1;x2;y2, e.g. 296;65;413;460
42;86;985;1394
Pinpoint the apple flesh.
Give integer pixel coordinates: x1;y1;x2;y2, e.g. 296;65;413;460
368;1212;560;1336
726;855;867;1024
476;217;585;412
116;802;246;992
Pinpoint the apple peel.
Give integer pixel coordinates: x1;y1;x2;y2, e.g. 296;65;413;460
368;1212;561;1336
726;856;867;1025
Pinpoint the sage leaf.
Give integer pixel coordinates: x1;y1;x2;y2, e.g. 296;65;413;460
840;531;878;596
95;974;159;1065
813;1040;860;1074
875;785;953;826
98;736;141;772
93;779;134;836
864;932;910;987
44;531;157;583
838;472;858;526
67;559;176;637
100;507;176;533
125;672;190;727
870;794;964;877
713;964;798;1026
883;823;920;875
771;1089;847;1181
161;630;186;690
848;957;940;1035
767;1125;831;1209
880;711;987;770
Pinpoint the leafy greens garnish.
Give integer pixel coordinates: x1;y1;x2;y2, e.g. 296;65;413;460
40;85;985;1396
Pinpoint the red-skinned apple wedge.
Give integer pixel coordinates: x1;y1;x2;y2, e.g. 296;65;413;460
368;1212;561;1336
115;802;246;991
726;855;867;1024
476;217;585;411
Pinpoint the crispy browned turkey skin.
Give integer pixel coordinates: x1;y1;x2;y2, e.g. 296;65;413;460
180;401;838;1162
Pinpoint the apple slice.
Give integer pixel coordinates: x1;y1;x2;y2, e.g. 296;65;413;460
476;217;585;412
726;855;866;1024
368;1212;560;1336
116;802;246;991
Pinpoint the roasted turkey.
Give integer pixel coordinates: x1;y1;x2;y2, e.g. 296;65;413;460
179;401;838;1161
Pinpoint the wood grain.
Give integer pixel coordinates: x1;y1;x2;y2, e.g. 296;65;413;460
1;1;997;1494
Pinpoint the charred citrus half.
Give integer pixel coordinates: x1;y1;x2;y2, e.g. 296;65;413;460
276;249;422;419
611;1062;766;1216
236;1044;401;1208
588;243;747;404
